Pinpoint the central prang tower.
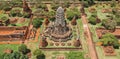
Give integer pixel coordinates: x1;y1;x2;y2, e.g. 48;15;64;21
54;7;66;27
44;7;72;42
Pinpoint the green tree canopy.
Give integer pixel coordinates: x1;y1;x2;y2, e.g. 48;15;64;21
88;15;97;25
18;44;28;54
66;8;80;21
102;16;117;30
32;18;43;29
33;49;45;59
101;33;119;49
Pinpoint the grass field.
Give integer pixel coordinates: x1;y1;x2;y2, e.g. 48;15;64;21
0;44;19;54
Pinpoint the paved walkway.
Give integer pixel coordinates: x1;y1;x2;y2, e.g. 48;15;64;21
81;15;98;59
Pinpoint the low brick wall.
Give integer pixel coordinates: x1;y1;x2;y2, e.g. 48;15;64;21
96;27;120;39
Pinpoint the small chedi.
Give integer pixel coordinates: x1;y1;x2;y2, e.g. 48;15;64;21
44;7;72;42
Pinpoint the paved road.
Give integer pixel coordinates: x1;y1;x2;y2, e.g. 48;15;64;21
81;15;98;59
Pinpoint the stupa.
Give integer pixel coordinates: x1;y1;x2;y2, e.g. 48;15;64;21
44;7;72;42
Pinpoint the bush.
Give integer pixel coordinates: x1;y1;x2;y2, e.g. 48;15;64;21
32;18;43;28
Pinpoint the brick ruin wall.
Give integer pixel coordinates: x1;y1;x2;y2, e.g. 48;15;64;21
0;26;28;41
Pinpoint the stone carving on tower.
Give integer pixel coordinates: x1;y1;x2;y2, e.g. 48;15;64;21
44;7;72;42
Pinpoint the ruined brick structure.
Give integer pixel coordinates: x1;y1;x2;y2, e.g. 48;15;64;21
44;7;72;42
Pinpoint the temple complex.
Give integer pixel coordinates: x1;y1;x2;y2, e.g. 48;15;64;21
44;7;72;42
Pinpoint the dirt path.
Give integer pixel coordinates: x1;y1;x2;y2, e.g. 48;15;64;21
46;4;52;11
81;15;98;59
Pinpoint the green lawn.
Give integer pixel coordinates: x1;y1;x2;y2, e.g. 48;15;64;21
0;44;19;54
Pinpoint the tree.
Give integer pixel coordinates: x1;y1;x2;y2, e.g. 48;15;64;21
20;54;28;59
23;12;31;18
51;3;59;11
112;9;120;26
88;15;97;25
9;9;23;17
83;0;95;7
0;14;9;22
33;49;45;59
0;2;12;10
18;44;28;54
66;8;80;21
32;18;43;29
3;53;12;59
102;16;117;31
47;10;55;17
3;5;12;12
62;1;70;8
101;33;119;49
10;0;23;7
36;54;45;59
12;51;21;59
